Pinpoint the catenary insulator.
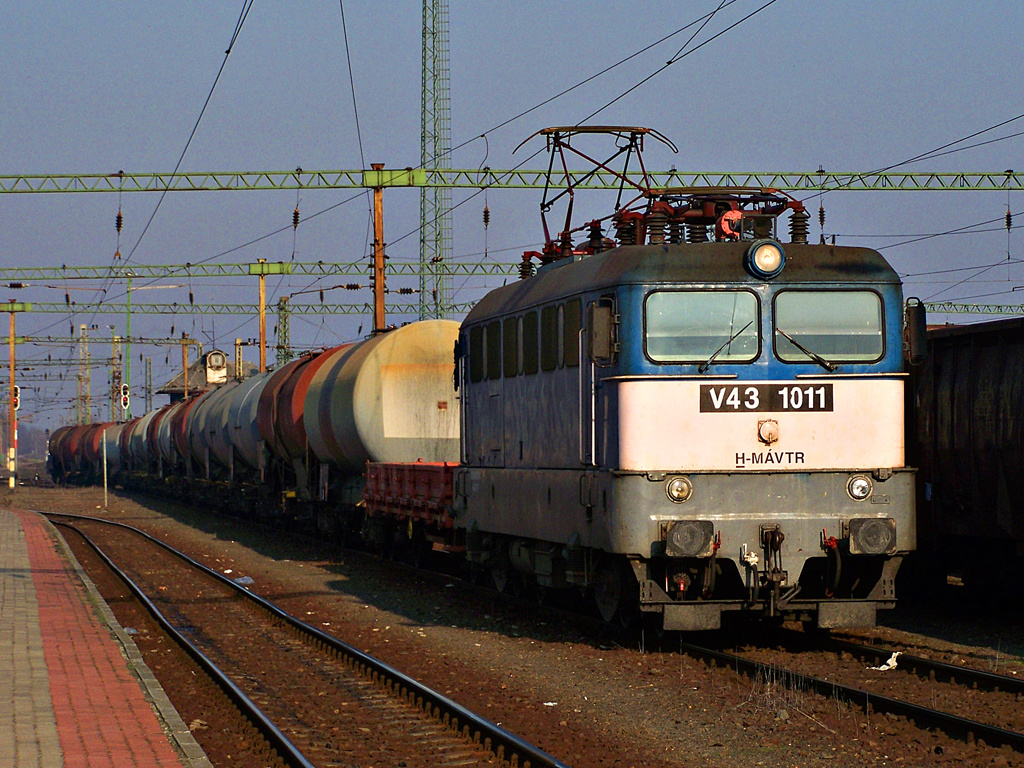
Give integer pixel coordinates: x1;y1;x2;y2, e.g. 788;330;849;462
189;291;194;305
116;211;123;233
1007;210;1013;231
293;208;300;230
319;289;324;303
818;205;825;229
483;205;490;228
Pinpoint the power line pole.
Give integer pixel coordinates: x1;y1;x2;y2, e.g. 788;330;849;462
420;0;452;319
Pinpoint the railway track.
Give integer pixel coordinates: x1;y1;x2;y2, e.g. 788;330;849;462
50;513;570;768
706;630;1024;753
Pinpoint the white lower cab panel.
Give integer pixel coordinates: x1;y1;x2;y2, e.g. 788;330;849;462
615;378;905;472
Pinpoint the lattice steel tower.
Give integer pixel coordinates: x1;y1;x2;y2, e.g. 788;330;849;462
419;0;452;319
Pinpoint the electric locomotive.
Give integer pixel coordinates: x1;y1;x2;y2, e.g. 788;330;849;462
452;127;919;630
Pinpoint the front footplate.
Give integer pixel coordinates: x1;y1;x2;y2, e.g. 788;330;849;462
656;598;895;631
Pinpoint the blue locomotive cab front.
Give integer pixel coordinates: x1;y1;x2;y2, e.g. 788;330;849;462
598;238;916;630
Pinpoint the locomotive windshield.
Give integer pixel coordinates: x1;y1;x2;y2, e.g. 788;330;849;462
773;290;884;363
645;290;759;363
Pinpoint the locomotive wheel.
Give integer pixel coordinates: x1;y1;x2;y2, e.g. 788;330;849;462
490;561;513;594
594;557;640;626
593;559;624;624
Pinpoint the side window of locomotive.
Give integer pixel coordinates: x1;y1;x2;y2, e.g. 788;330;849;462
645;290;759;364
503;317;518;378
469;326;484;383
522;311;539;375
540;306;558;371
563;299;581;368
486;321;502;380
774;290;884;363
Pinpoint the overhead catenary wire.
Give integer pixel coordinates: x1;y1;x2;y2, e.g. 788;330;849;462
65;1;258;363
123;0;256;269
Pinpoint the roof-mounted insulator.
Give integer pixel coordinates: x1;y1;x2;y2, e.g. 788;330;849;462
789;208;810;244
518;252;535;280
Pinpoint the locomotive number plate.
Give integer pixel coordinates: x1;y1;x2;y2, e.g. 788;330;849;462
699;383;834;413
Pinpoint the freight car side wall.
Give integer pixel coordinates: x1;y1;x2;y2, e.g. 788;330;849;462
916;320;1024;555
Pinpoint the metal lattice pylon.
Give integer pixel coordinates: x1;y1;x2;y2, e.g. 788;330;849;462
419;0;452;319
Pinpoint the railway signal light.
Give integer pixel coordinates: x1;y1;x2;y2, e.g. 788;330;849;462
12;385;19;411
120;383;130;412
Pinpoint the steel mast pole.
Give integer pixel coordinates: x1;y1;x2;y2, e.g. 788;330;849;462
371;164;386;334
9;306;15;489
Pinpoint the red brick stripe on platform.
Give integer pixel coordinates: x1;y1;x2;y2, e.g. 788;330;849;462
17;511;186;768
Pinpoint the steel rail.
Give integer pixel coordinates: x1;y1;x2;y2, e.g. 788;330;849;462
682;641;1024;752
47;512;572;768
51;518;315;768
825;637;1024;696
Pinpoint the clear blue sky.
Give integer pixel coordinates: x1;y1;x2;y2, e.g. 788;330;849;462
1;1;1022;426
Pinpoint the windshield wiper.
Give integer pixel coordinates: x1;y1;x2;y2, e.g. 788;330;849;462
698;321;753;373
775;328;838;371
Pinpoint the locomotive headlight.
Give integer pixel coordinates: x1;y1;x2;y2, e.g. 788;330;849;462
665;520;715;558
849;517;897;555
847;475;873;501
744;239;786;279
665;476;693;503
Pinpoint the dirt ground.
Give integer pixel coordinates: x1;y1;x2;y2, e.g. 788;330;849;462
9;483;1024;768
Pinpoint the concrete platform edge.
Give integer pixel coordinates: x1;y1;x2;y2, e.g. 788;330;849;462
47;518;214;768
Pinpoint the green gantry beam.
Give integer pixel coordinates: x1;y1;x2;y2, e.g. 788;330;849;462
0;168;1022;193
21;299;1024;317
25;301;477;316
924;302;1024;316
0;260;515;281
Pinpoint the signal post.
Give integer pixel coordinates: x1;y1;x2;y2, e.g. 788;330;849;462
2;301;31;489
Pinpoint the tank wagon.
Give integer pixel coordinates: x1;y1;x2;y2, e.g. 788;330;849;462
50;320;460;520
912;316;1024;591
48;126;921;631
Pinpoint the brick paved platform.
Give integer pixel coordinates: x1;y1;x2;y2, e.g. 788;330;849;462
0;509;211;768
